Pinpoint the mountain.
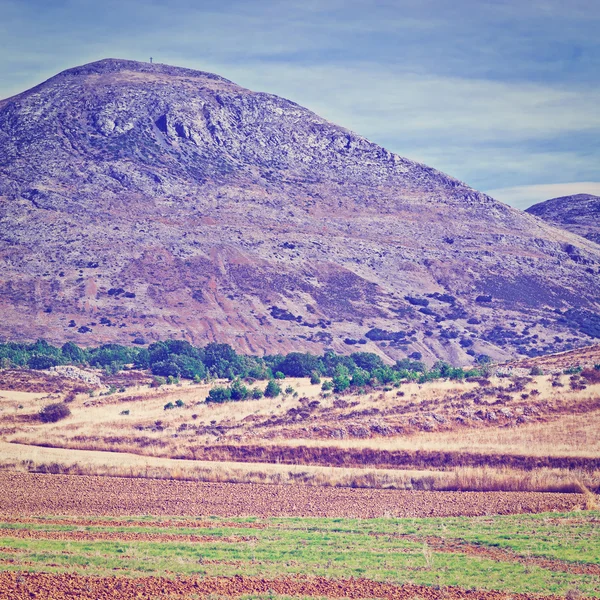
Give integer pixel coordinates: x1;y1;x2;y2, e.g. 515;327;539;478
526;194;600;245
1;58;599;363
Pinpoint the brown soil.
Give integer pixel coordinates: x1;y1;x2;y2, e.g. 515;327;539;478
1;516;267;529
0;573;568;600
0;528;255;543
0;472;582;518
374;533;600;576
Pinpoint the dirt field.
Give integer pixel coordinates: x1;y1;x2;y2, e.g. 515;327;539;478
0;472;584;518
0;573;571;600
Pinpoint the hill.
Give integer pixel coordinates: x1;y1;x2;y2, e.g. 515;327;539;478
526;193;600;244
1;58;600;363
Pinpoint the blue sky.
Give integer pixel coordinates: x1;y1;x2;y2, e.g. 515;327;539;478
1;0;598;208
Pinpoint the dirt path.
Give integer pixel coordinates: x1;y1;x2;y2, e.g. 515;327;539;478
0;472;583;518
0;573;566;600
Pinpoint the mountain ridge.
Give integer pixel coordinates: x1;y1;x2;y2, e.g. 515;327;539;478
1;58;599;363
526;193;600;245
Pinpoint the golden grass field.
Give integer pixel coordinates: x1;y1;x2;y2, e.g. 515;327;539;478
0;345;599;494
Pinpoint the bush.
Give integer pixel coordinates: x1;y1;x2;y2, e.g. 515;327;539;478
278;352;320;377
251;388;264;399
28;354;63;370
264;380;282;398
230;379;249;400
351;368;370;387
164;402;175;410
207;386;232;403
321;380;333;391
39;403;71;423
274;371;285;380
175;399;185;407
310;371;321;385
332;365;350;393
530;366;544;376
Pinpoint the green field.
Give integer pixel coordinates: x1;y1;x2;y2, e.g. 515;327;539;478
1;511;599;597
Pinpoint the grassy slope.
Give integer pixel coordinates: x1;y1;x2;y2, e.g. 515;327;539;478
0;512;599;597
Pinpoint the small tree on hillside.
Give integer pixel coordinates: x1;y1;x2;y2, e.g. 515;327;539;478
264;380;282;398
39;403;71;423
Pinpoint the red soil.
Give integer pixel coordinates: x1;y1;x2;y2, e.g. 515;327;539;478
0;472;582;518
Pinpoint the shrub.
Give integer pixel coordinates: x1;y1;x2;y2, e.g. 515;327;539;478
164;402;175;410
28;354;63;370
264;380;282;398
207;386;232;403
310;371;321;385
150;376;166;388
284;385;294;395
351;368;370;387
39;403;71;423
278;352;320;377
530;366;544;376
332;365;350;393
175;399;185;407
251;388;264;399
274;371;285;380
321;380;333;391
350;352;384;372
230;379;249;400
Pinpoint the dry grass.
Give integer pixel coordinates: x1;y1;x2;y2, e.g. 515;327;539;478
273;409;600;458
0;440;597;493
1;368;599;495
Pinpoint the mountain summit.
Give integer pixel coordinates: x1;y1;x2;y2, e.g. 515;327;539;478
1;58;599;362
526;194;600;245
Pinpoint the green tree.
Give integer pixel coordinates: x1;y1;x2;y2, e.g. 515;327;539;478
61;341;87;363
278;352;320;377
350;352;384;372
230;379;250;400
332;364;350;393
264;380;282;398
206;386;232;403
351;367;370;387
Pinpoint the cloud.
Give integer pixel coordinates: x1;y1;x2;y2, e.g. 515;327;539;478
486;182;600;210
0;0;598;207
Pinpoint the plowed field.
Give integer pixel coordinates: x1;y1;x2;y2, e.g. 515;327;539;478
0;472;583;517
0;573;569;600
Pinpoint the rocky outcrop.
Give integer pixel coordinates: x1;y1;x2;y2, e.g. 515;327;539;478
526;194;600;244
1;58;599;363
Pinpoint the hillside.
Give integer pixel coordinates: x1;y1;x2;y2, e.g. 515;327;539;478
1;58;600;364
526;193;600;244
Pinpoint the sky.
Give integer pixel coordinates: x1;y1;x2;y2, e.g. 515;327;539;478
1;0;598;209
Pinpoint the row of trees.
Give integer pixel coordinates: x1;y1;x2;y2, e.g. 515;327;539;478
0;339;487;390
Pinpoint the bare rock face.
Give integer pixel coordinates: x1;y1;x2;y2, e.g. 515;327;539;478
526;194;600;245
1;58;600;363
